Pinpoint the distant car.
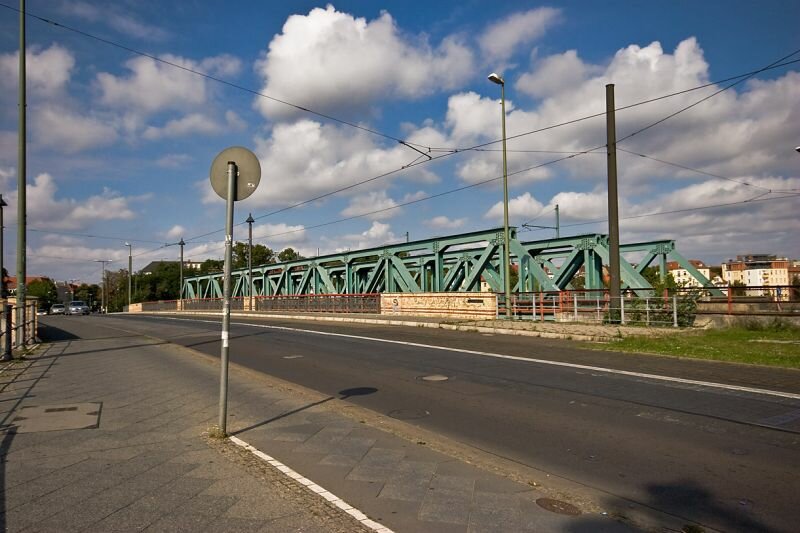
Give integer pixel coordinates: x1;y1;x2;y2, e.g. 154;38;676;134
67;300;90;315
50;304;66;315
36;308;47;316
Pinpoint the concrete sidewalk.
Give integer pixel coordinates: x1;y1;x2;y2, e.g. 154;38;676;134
0;318;633;532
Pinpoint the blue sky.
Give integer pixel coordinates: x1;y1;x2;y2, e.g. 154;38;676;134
0;1;798;283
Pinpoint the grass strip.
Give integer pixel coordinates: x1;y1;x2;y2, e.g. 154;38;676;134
594;325;800;369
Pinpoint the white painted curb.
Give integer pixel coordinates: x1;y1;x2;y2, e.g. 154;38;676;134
228;436;395;533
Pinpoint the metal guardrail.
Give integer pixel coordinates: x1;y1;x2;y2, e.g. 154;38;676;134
497;285;800;326
2;301;38;360
497;290;682;327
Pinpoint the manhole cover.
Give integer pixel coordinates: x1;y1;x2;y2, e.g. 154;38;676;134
388;409;430;420
419;374;449;382
12;403;102;433
535;497;581;516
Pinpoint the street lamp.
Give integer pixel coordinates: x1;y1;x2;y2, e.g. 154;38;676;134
124;242;132;309
488;72;512;318
94;259;112;313
246;213;254;311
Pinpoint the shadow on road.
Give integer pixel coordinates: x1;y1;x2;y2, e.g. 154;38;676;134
563;478;775;533
231;396;334;436
232;386;379;436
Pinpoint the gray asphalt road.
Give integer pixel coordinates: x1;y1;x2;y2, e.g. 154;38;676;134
51;314;800;532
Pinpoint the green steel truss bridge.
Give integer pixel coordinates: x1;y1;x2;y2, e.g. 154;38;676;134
182;227;721;299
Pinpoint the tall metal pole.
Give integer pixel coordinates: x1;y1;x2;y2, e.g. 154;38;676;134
125;242;132;308
499;81;512;318
0;195;6;298
219;161;236;435
555;204;560;239
606;84;622;319
16;0;27;347
94;260;111;313
178;238;185;302
246;213;254;311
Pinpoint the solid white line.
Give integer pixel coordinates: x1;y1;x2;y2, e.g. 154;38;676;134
228;436;395;533
148;315;800;401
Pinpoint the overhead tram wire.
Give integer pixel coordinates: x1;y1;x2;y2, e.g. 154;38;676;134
417;58;800;154
615;47;800;145
0;2;410;147
616;148;798;192
12;0;795;246
181;54;800;244
519;193;800;235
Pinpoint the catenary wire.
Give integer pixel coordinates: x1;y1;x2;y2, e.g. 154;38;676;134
0;2;414;147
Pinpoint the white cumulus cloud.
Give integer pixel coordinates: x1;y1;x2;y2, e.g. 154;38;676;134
479;7;561;63
253;5;474;119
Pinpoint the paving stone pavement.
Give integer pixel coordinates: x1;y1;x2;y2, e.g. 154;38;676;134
0;318;634;532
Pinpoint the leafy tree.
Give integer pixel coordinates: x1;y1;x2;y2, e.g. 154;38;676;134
232;242;275;269
27;278;58;309
278;247;303;262
74;283;100;310
199;259;224;274
640;266;677;292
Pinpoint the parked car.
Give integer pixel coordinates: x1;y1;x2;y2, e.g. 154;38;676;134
36;308;47;316
50;303;66;315
67;300;90;315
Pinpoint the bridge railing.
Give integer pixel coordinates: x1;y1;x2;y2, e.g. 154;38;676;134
498;285;799;326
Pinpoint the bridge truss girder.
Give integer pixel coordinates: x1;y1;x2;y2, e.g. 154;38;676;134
183;226;721;299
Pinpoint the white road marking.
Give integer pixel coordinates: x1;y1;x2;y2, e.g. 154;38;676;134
146;315;800;401
228;436;394;533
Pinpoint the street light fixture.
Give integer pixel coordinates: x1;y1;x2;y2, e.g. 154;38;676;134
488;72;512;318
124;242;132;309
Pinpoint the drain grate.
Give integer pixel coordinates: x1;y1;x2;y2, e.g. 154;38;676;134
45;407;79;413
535;497;581;516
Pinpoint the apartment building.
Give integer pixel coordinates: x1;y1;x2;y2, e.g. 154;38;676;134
721;254;790;287
666;260;711;288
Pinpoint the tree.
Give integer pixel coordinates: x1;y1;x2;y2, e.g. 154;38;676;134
640;266;677;292
278;247;303;262
27;278;58;309
232;242;275;269
199;259;224;274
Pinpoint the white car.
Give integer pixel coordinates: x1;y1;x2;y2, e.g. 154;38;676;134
67;301;90;315
50;304;66;315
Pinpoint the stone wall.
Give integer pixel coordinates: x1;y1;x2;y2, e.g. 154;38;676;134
380;293;497;319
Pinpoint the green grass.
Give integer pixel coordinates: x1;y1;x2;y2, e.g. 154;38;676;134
595;323;800;369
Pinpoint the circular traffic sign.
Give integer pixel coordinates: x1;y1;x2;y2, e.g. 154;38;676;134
210;146;261;201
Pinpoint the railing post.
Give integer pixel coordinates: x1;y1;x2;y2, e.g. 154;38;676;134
673;295;678;327
645;298;650;326
596;296;600;323
539;292;544;322
727;286;732;315
620;295;625;325
573;293;578;322
2;303;11;361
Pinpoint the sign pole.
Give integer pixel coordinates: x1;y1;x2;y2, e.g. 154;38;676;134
218;161;236;435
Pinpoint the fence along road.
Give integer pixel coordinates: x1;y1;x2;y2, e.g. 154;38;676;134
105;312;800;533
